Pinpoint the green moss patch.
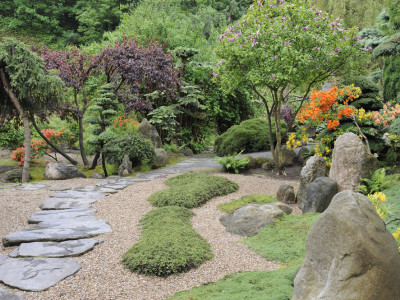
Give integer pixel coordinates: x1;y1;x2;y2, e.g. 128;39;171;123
218;194;277;214
383;183;400;234
148;173;239;208
123;206;213;276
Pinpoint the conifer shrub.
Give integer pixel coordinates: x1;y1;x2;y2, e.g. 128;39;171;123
122;206;213;276
148;173;239;208
214;118;287;156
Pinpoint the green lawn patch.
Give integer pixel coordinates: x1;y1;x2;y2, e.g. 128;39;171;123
383;183;400;234
218;194;277;214
122;206;213;276
169;267;297;300
148;173;239;208
242;213;319;266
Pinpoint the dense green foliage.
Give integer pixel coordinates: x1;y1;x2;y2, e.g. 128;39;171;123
103;135;155;167
148;173;239;208
0;123;24;148
383;55;400;102
123;206;213;276
358;168;399;195
217;194;277;214
214;119;287;156
342;76;382;111
383;183;400;234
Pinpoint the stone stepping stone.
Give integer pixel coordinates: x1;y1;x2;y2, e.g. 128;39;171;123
136;173;167;180
0;184;21;190
0;287;25;299
50;190;106;199
16;183;50;191
28;208;96;224
40;198;98;210
73;185;118;194
46;185;71;191
2;217;112;246
0;256;81;292
9;238;103;258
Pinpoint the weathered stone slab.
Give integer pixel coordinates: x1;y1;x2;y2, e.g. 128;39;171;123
46;185;71;191
50;190;106;199
73;185;118;193
40;198;98;210
0;287;25;299
0;183;21;190
16;183;50;191
9;238;103;258
2;218;112;246
137;173;167;180
0;256;81;291
28;208;96;224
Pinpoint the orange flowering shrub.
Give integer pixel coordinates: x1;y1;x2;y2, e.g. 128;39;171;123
113;115;140;135
373;103;400;127
297;85;361;130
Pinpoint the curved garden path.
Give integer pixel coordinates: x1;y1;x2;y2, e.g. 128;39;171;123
0;153;299;300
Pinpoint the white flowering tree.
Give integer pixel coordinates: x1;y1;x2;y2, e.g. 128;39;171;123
215;0;368;174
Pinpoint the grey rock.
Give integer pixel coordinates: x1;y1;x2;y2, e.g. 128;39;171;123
0;287;25;299
297;147;310;165
2;217;112;246
43;162;85;180
0;256;81;292
118;155;132;176
16;183;50;191
0;183;21;190
50;190;106;199
46;184;71;191
90;173;105;179
280;146;297;166
9;238;102;258
28;208;96;224
40;198;98;210
297;155;326;208
261;162;272;170
329;132;379;191
301;177;337;213
293;191;400;300
138;118;162;148
220;203;292;237
0;169;31;183
0;165;13;174
178;148;194;156
137;173;167;180
153;148;168;168
276;182;295;204
73;185;117;194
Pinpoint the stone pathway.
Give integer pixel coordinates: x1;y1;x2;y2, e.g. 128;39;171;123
0;153;271;296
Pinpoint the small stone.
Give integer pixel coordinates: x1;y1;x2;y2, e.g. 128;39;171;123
90;173;105;179
276;182;295;204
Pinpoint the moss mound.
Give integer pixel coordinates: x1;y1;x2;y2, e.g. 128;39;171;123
214;118;287;156
123;206;213;276
148;173;239;208
218;194;277;214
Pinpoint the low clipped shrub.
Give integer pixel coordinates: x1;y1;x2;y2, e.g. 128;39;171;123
214;118;287;156
123;206;213;276
218;194;277;214
148;173;239;208
103;135;156;167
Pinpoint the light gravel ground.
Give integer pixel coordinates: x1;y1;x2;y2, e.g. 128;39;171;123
0;174;299;300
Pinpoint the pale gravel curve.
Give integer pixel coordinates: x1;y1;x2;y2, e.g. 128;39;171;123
0;174;299;300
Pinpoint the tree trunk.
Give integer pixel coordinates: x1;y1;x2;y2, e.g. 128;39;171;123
90;152;101;170
0;69;30;182
78;116;89;165
30;115;79;165
101;151;108;177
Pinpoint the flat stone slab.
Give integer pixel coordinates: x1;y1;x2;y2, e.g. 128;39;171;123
50;190;106;199
28;208;97;224
46;185;71;191
73;185;118;193
136;173;167;180
9;238;103;258
0;256;81;291
40;198;98;210
16;183;50;191
0;287;25;300
2;218;112;246
0;183;21;190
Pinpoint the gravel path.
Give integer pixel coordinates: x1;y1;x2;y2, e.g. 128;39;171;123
0;174;299;300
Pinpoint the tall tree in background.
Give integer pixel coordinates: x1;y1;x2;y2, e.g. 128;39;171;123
0;38;63;182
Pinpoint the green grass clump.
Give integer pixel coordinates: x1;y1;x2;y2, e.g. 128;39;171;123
383;183;400;234
123;206;213;276
242;213;320;266
148;173;239;208
218;194;277;214
169;267;297;300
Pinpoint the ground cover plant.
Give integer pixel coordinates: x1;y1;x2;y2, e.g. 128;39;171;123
122;206;213;276
217;151;250;174
148;173;239;208
218;194;277;214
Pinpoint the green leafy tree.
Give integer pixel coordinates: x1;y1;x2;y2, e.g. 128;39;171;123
85;83;119;176
0;38;63;182
215;0;366;174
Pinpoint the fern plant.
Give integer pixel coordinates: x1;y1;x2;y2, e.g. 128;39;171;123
358;168;399;195
217;150;250;174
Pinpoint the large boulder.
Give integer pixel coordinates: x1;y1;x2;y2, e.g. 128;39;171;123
329;132;378;191
44;162;85;180
296;155;326;207
297;147;310;165
0;168;31;183
293;191;400;300
301;177;337;213
276;182;295;204
153;148;168;168
118;155;132;177
138;118;162;148
219;203;292;237
280;146;297;166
